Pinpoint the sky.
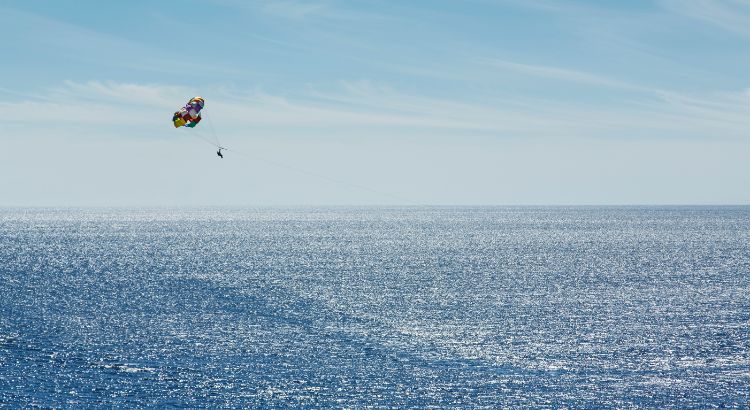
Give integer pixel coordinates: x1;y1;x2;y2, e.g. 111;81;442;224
1;0;749;206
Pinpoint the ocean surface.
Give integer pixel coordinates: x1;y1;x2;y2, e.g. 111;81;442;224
1;207;749;408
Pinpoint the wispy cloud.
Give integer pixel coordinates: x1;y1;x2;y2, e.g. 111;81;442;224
262;0;328;19
485;58;645;91
211;0;383;21
660;0;750;37
490;0;588;14
51;81;188;108
482;57;750;133
4;79;750;141
1;82;191;126
0;7;244;78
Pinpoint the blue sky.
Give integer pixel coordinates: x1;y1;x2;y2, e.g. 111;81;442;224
2;0;749;206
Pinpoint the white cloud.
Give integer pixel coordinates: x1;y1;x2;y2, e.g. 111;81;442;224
211;0;383;22
262;1;328;19
4;79;750;143
1;82;191;126
485;58;645;91
660;0;750;37
53;81;190;107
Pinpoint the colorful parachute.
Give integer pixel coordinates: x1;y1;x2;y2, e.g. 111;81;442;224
172;96;205;128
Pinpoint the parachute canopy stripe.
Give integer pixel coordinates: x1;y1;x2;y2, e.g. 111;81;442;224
172;96;204;128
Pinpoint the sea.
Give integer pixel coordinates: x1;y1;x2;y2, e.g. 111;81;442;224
0;207;748;408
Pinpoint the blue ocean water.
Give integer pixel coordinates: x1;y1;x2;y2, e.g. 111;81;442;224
1;207;749;408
